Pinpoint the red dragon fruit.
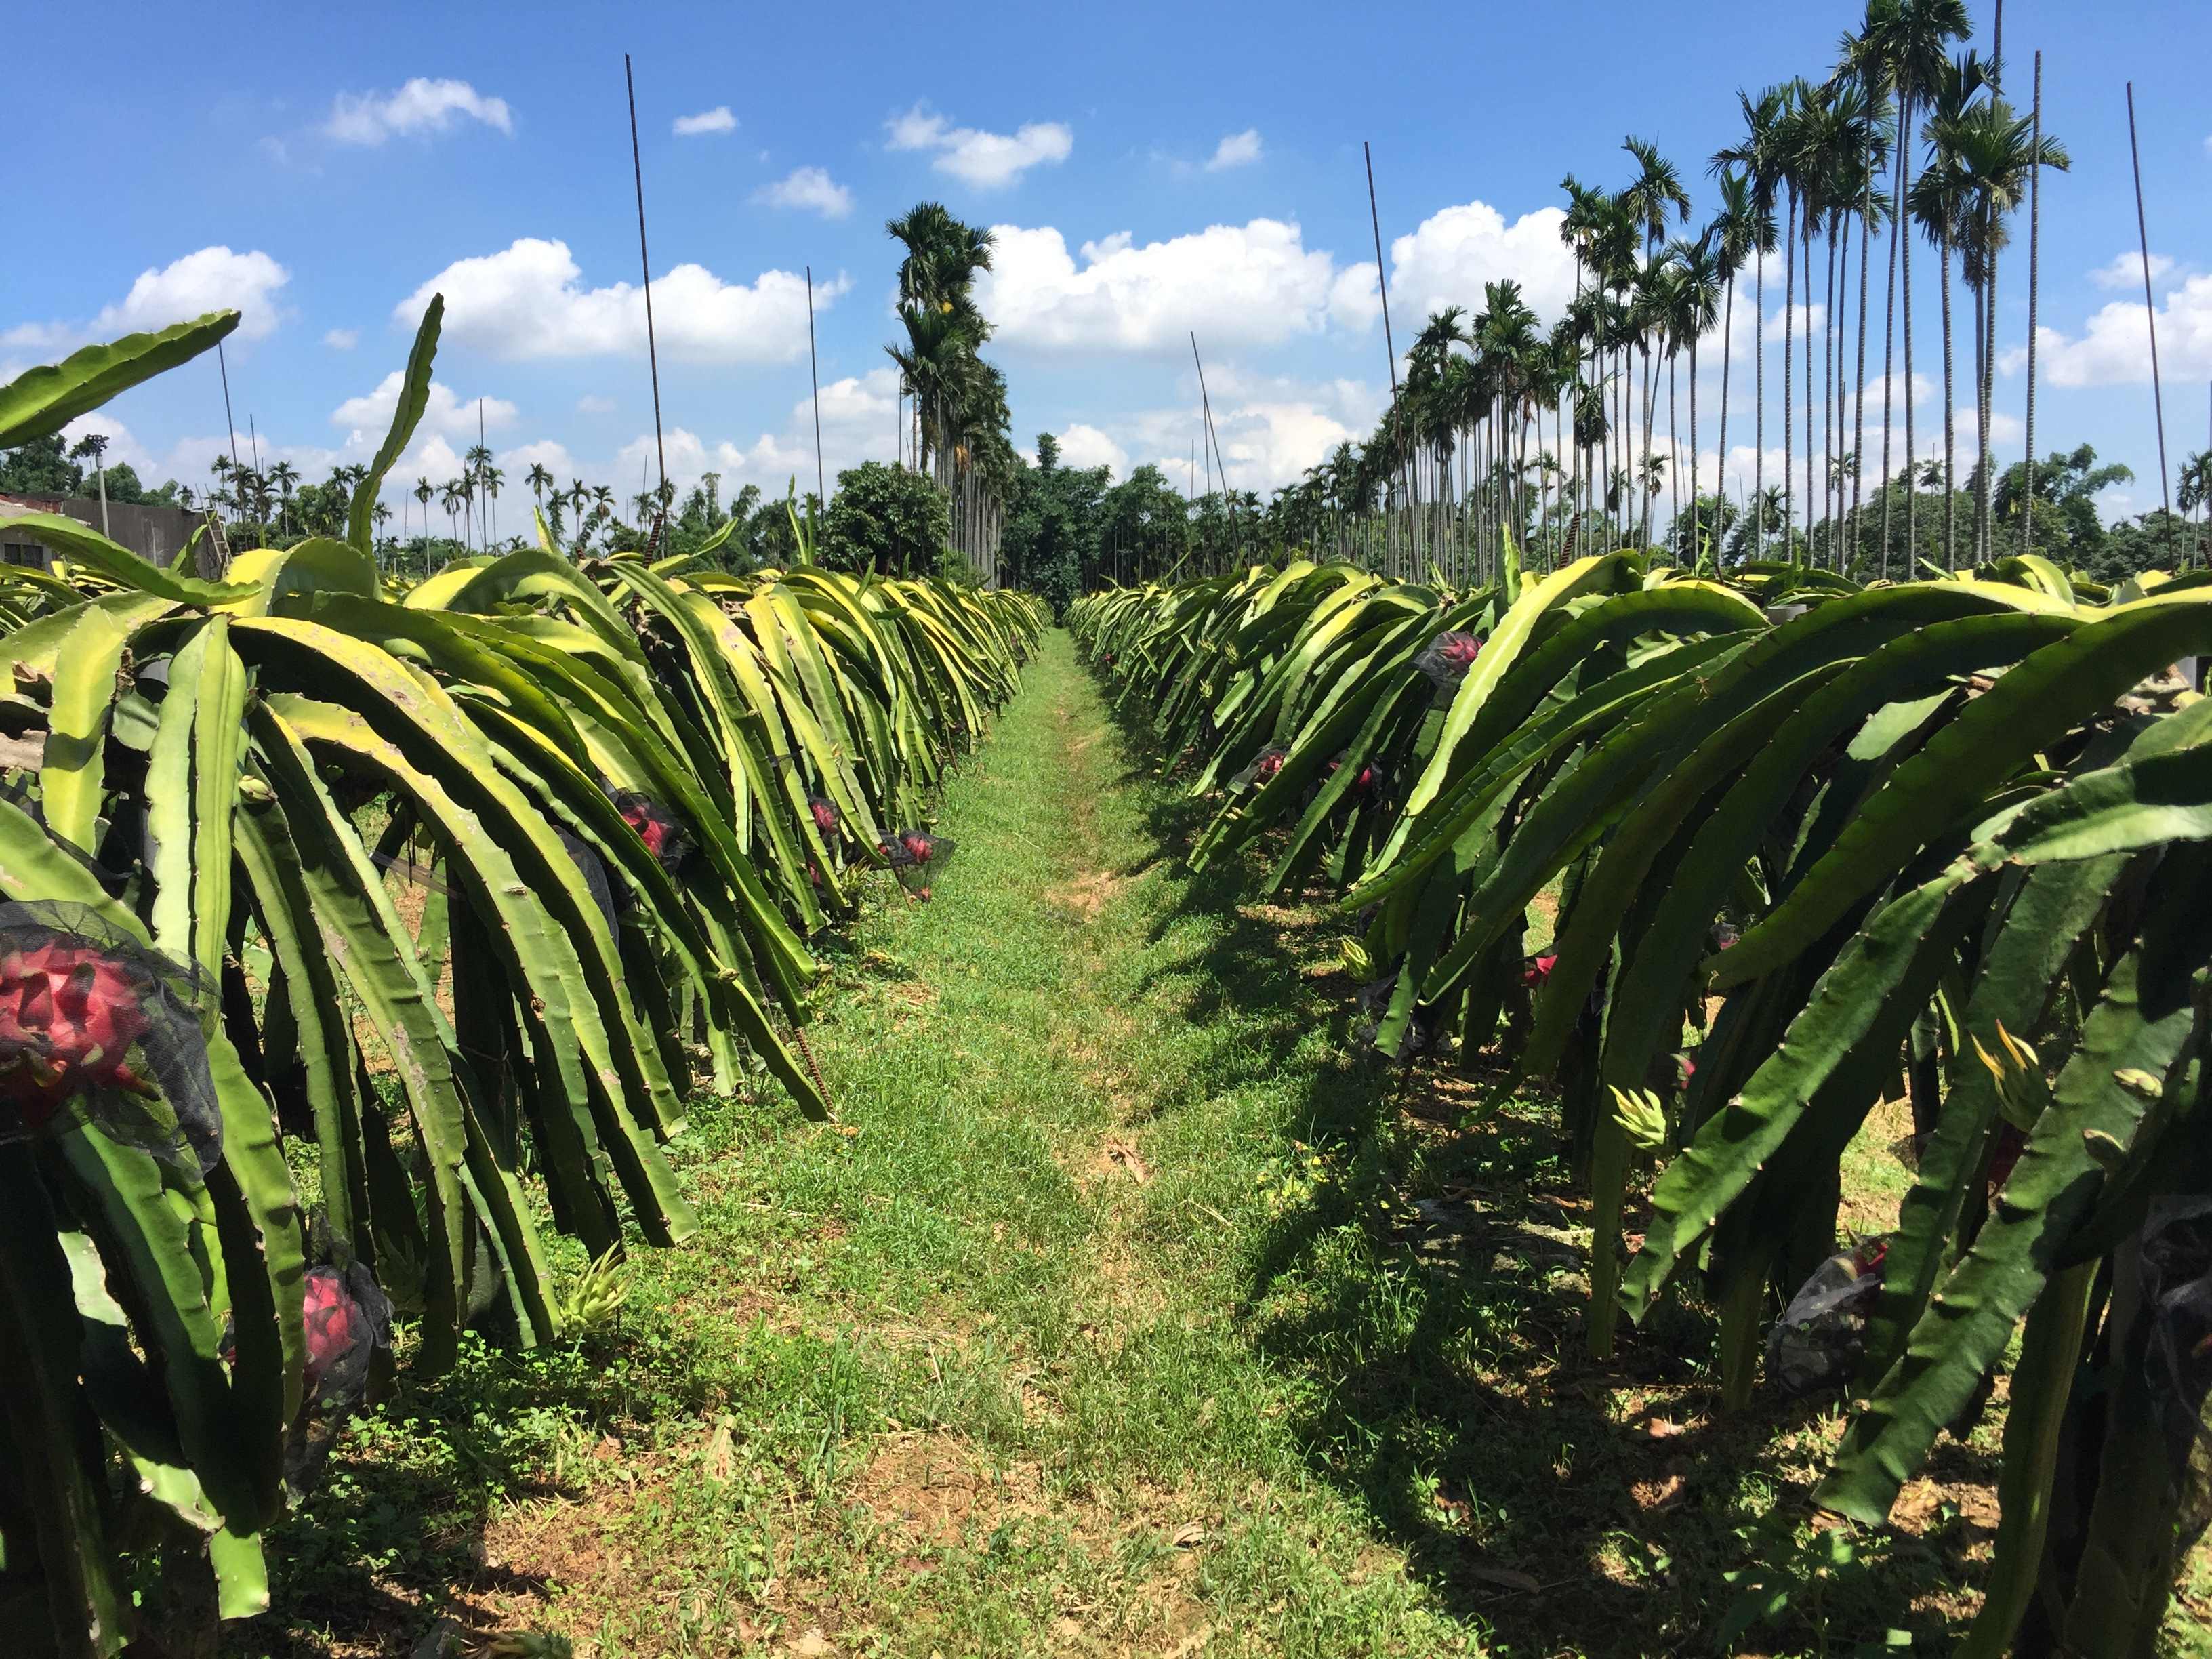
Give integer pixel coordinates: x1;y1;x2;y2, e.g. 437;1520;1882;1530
807;795;841;836
0;902;222;1174
611;790;688;872
1;939;157;1126
1414;631;1486;689
1230;745;1289;792
1520;953;1559;987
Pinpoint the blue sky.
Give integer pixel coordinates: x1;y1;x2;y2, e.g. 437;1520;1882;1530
10;0;2210;531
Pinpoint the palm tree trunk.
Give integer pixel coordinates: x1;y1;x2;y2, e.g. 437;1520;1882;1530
1755;245;1765;558
1826;217;1841;562
1853;158;1875;578
1978;194;2000;564
1783;193;1797;561
1940;237;1957;569
1804;209;1817;572
1666;350;1680;548
1718;270;1735;565
1688;331;1700;565
1902;98;1920;572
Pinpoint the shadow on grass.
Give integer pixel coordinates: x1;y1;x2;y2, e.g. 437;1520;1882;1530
1080;651;1998;1658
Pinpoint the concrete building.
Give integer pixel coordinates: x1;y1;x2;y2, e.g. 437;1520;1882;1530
1;492;208;571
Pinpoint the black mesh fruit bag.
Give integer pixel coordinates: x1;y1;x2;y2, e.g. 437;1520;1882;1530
611;790;689;873
1229;745;1289;792
1412;630;1485;691
0;901;222;1176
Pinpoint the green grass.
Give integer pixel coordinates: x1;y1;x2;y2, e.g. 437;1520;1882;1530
225;632;2205;1658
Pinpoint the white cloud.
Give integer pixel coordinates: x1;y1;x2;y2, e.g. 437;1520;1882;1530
324;78;512;145
330;372;516;447
46;247;293;346
2090;250;2174;291
575;394;615;414
1857;370;1935;410
979;220;1346;352
1205;129;1263;171
2033;273;2212;387
499;440;580;481
1763;301;1826;343
1092;372;1385;495
672;106;737;137
1054;423;1128;476
397;237;847;363
4;249;291;356
886;103;1071;188
323;327;359;350
754;165;853;219
0;321;75;353
609;368;904;503
1380;201;1579;326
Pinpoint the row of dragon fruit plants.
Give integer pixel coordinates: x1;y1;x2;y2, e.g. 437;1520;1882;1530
1071;549;2211;1654
0;305;1045;1655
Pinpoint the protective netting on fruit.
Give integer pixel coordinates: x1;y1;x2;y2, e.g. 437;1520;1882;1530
283;1234;394;1490
553;825;622;933
1229;745;1288;792
1413;631;1485;690
1766;1237;1887;1396
882;830;954;872
0;901;222;1176
807;795;842;836
2142;1196;2212;1500
612;790;689;873
1324;752;1389;800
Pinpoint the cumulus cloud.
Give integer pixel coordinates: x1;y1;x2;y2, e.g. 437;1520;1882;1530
575;394;615;414
754;165;853;219
1054;424;1128;476
979;220;1347;352
100;247;291;342
672;106;737;137
886;103;1071;188
324;78;512;145
323;327;359;350
1327;201;1577;334
331;372;516;448
498;439;580;481
1391;202;1576;323
1097;372;1385;495
396;238;847;363
7;247;293;356
1205;129;1263;171
2032;274;2212;387
2090;250;2174;291
609;367;904;501
1763;301;1826;343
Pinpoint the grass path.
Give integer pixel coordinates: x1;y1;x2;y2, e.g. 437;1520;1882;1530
244;631;2156;1658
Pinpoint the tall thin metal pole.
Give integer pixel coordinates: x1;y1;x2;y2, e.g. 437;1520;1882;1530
805;265;827;511
215;340;242;506
1364;141;1412;575
1190;332;1238;560
624;54;668;544
2023;52;2043;559
2125;83;2173;554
